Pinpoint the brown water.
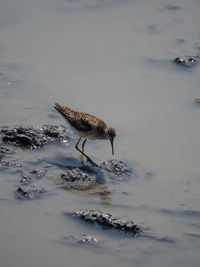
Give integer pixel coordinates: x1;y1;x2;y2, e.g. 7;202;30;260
1;0;200;266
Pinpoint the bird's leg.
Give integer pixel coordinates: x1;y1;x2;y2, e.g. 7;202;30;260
82;139;87;153
75;138;98;167
75;137;83;162
75;137;82;150
79;139;87;165
75;137;84;164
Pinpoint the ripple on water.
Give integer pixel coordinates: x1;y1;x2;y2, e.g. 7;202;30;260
160;208;200;219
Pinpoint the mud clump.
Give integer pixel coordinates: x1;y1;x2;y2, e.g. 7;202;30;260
174;57;197;67
62;234;102;248
20;169;47;185
0;147;9;159
57;168;96;190
0;125;68;149
16;187;29;198
15;186;48;200
20;175;32;185
73;209;141;236
100;159;128;175
29;169;47;178
78;235;99;244
0;161;21;167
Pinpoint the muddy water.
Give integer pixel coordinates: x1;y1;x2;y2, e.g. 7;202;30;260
1;0;200;266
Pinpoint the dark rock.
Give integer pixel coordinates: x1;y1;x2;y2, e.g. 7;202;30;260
16;187;29;198
0;125;68;149
73;209;141;236
78;235;99;244
174;57;197;67
16;134;33;146
58;168;96;189
60;168;95;182
19;169;47;185
62;234;103;248
0;146;9;158
100;159;130;175
43;127;59;137
29;169;47;178
2;135;16;142
0;161;21;167
20;175;32;185
15;186;48;200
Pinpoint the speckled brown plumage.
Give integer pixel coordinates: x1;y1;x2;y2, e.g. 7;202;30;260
54;103;115;140
54;102;116;166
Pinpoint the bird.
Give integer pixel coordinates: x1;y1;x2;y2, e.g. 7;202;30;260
54;103;116;167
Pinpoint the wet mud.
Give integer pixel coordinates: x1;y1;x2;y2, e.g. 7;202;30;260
174;57;197;67
0;125;69;149
72;209;141;236
0;124;144;237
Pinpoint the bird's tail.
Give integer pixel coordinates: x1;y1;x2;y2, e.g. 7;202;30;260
54;103;72;119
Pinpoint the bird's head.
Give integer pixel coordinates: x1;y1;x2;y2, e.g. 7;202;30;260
107;127;116;155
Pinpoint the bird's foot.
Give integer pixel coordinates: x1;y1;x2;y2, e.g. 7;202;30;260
85;156;98;168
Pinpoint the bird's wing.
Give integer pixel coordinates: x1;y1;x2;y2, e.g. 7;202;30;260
69;113;107;133
68;116;93;132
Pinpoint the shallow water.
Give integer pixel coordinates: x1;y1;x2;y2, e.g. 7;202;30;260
0;0;200;266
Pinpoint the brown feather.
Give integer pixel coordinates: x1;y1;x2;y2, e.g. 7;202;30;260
54;103;107;135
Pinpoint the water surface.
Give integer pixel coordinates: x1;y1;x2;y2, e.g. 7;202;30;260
0;0;200;266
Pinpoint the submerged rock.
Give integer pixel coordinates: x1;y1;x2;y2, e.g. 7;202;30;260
15;186;48;200
73;209;141;236
0;161;21;167
57;168;96;190
54;167;111;205
29;168;47;178
78;235;99;244
20;175;32;185
174;57;197;67
100;159;131;176
0;125;68;149
16;187;29;198
62;234;103;248
0;146;9;155
0;146;9;159
19;169;47;185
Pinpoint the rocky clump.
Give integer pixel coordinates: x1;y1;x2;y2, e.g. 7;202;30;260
78;235;99;244
100;159;131;176
20;169;47;185
15;186;48;200
0;125;68;149
0;146;9;154
0;161;21;167
100;159;126;175
62;234;102;247
73;209;141;236
0;146;9;159
174;57;197;67
29;168;47;178
20;175;32;185
16;187;29;198
57;168;96;190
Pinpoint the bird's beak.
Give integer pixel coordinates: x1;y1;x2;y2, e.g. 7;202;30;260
110;138;114;155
